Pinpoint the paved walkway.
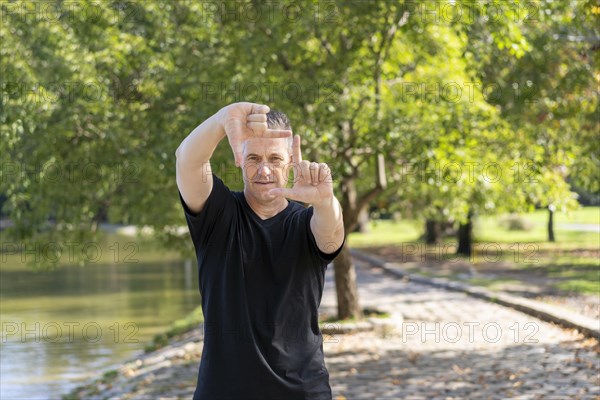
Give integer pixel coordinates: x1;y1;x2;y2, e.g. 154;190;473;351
69;259;600;399
321;260;599;399
555;223;600;233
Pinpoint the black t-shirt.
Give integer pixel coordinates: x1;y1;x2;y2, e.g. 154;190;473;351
179;174;344;400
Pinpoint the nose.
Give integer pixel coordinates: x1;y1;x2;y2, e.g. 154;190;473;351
257;162;272;178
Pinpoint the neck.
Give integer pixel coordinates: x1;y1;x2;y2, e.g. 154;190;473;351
243;189;289;220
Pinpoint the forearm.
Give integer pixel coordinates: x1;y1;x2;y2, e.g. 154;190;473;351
311;195;344;246
175;111;225;167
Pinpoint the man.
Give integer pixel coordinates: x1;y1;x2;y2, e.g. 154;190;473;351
175;102;345;400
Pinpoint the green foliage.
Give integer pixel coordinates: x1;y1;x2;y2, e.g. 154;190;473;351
2;0;596;267
462;0;599;197
1;1;226;263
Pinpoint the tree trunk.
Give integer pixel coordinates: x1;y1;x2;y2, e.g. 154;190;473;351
335;151;385;321
456;211;473;257
333;241;363;321
336;178;373;321
425;219;441;244
548;206;555;242
355;207;370;233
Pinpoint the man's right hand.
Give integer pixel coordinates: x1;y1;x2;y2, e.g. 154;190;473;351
218;102;292;167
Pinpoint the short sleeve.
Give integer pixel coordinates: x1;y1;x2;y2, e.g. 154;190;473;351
179;173;234;248
304;207;345;266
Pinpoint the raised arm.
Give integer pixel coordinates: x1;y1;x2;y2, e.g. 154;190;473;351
175;110;226;214
310;195;344;254
268;135;344;254
176;103;292;214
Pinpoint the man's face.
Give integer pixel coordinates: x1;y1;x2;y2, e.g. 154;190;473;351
241;137;292;202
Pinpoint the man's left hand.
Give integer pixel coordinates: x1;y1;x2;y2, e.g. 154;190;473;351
268;135;334;206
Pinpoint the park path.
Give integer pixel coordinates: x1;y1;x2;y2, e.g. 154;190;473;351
70;258;600;400
320;260;599;399
554;223;600;233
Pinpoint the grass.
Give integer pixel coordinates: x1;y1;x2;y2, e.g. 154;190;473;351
348;207;599;248
348;207;599;250
474;216;599;248
466;278;524;290
515;207;600;225
101;369;118;381
553;278;599;294
548;268;600;295
347;219;421;247
144;305;204;353
348;207;599;296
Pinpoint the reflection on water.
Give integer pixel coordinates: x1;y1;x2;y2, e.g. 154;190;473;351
0;260;199;400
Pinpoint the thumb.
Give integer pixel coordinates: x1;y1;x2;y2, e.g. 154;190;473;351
268;187;297;199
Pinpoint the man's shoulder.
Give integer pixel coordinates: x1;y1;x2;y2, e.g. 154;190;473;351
212;174;244;200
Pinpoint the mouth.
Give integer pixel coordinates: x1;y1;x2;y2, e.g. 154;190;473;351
254;181;274;186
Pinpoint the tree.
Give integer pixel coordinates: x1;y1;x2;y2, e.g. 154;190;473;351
3;1;595;322
211;1;536;317
461;0;598;240
1;0;227;266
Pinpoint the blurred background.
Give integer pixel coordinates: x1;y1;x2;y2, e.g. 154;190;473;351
1;0;598;399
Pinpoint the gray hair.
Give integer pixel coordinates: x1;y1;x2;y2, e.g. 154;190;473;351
267;110;293;153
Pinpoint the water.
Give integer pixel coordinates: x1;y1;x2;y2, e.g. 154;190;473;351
0;260;200;400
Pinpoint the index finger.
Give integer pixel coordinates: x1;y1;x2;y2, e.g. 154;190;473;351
293;134;302;163
251;104;270;114
262;129;292;139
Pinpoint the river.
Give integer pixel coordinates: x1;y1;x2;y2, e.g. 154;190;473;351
0;259;200;400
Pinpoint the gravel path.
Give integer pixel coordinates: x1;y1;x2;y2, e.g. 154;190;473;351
69;259;600;400
360;245;600;321
321;261;599;399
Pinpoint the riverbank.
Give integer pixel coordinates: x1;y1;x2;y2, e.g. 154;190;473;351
63;304;204;400
64;328;203;399
65;258;599;399
64;303;396;399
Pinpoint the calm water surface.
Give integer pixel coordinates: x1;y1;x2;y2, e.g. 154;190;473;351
0;260;200;400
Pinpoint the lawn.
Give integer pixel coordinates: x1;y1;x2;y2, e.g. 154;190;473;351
348;206;600;249
347;219;422;247
348;206;600;296
514;207;600;225
474;209;599;248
